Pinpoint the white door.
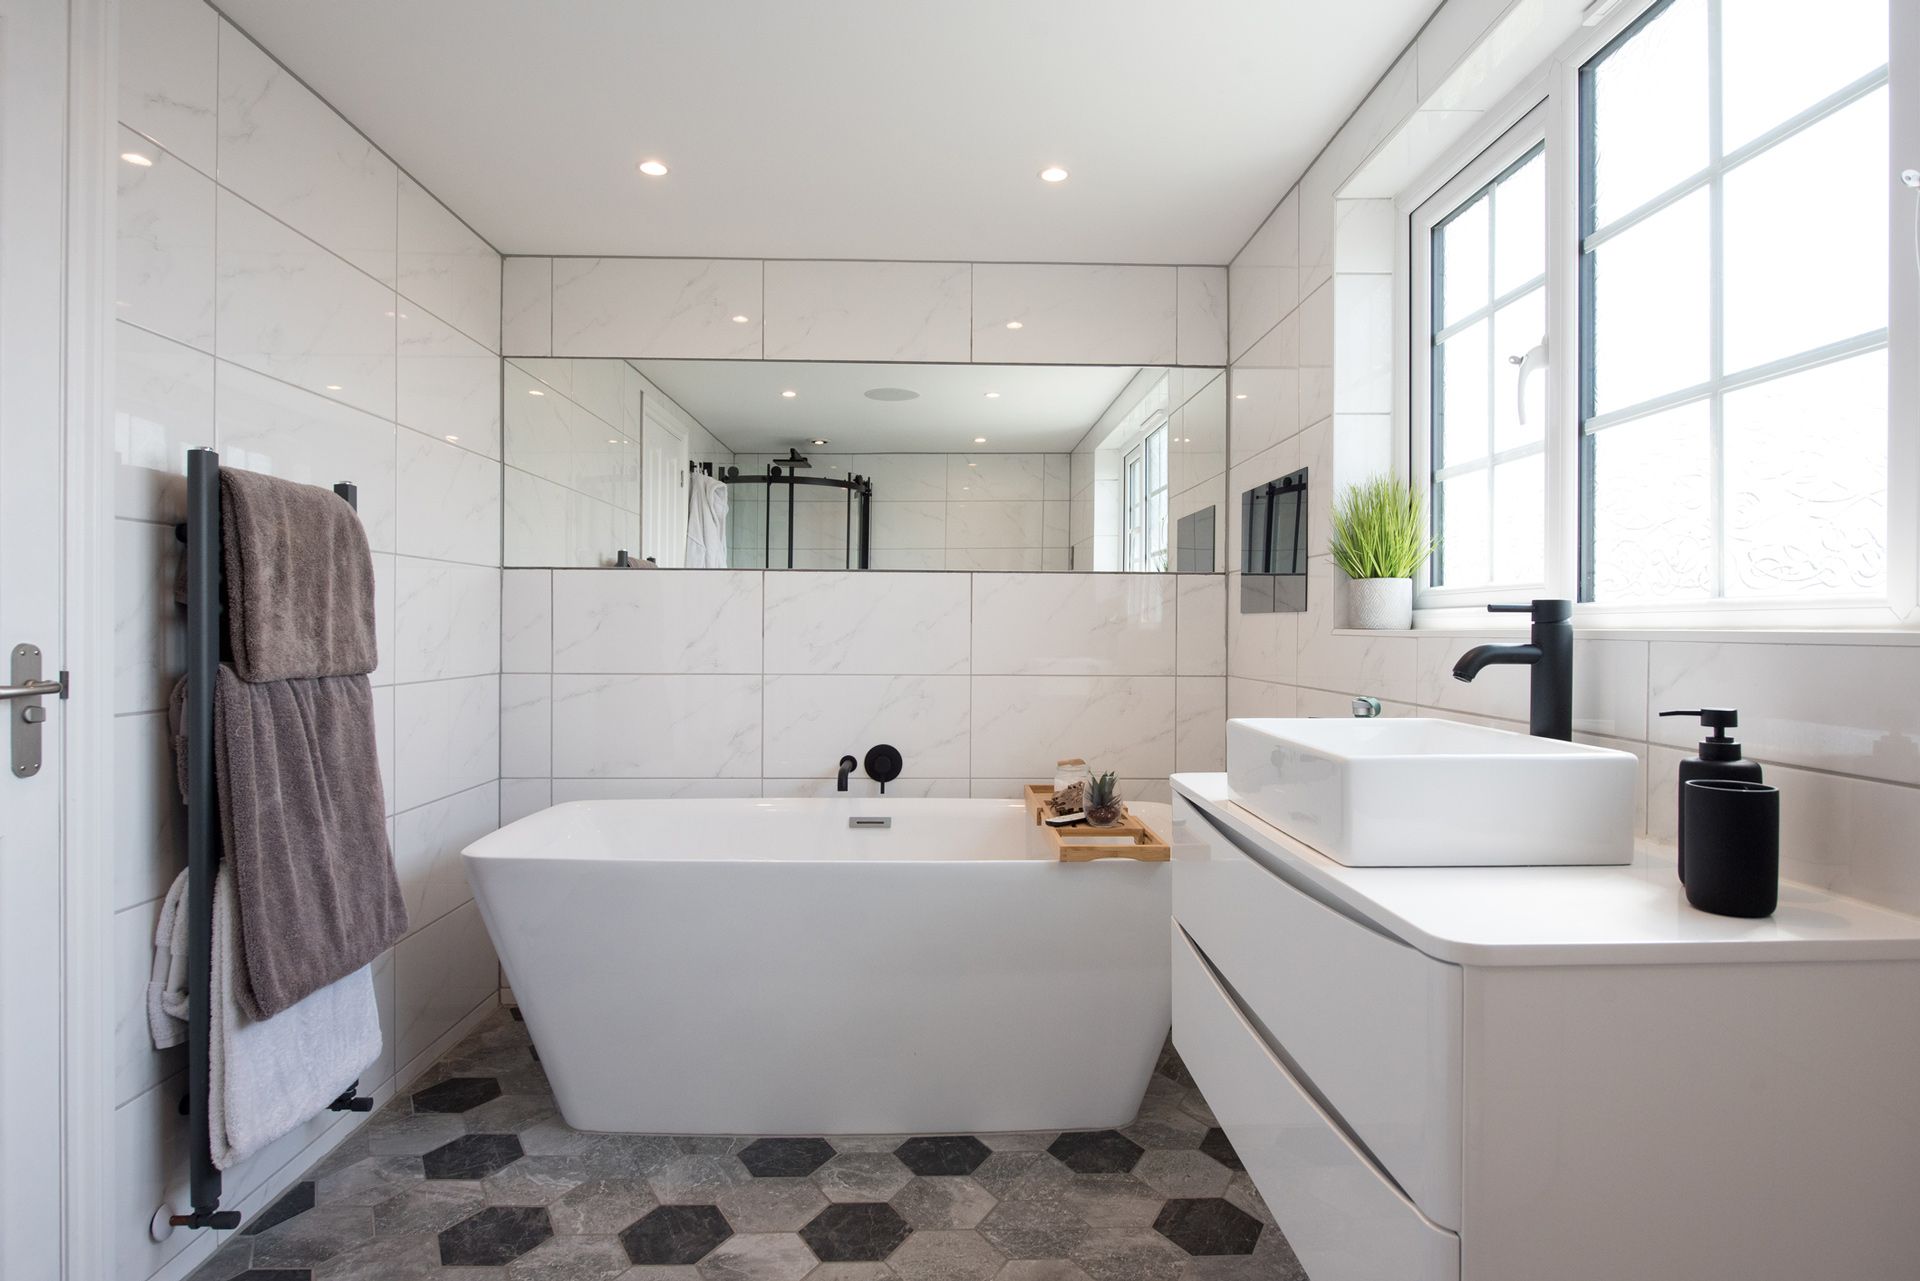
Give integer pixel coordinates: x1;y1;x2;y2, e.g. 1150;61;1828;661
641;404;689;567
0;1;113;1276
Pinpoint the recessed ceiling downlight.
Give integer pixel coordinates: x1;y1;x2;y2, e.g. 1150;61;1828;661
781;390;798;398
863;387;920;402
811;438;830;446
121;151;154;166
1005;320;1024;330
974;437;988;444
637;159;669;176
984;392;1001;399
1039;166;1070;183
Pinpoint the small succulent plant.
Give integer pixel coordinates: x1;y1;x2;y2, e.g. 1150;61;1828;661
1085;772;1123;826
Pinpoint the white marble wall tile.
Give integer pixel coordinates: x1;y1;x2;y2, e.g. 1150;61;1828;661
113;324;210;522
393;901;497;1068
393;674;500;810
392;781;497;934
216;361;398;552
1333;273;1393;415
766;778;972;800
1176;376;1228;490
1177;266;1229;366
1297;280;1335;427
1043;502;1070;550
1229;314;1302;466
550;570;761;673
369;553;395;689
503;468;636;568
399;310;502;458
551;778;764;802
973;573;1175;676
946;501;1043;550
500;778;552;825
501;570;553;673
215;190;396;418
1176;676;1229;771
120;0;217;174
970;675;1177;778
763;674;970;778
1045;455;1072;502
396;429;502;566
1229;192;1299;361
948;453;1046;501
371;682;395;814
114;712;183;911
970;264;1177;364
763;260;971;361
870;549;947;571
499;675;552;778
853;453;947;503
947;548;1047;571
117;129;215;350
763;571;969;675
114;521;182;715
1177;574;1227;676
399;175;501;351
550;674;762;778
501;257;553;356
115;899;180;1104
550;257;763;358
1294;560;1417;702
969;778;1172;804
1227;676;1298;719
1296;686;1415;719
1226;584;1300;686
870;501;947;551
394;558;501;683
1647;642;1920;785
216;24;397;284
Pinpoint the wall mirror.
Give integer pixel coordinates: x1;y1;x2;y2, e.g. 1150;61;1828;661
502;358;1225;571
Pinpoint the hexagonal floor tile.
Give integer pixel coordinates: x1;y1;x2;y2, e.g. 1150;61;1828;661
799;1201;915;1262
893;1135;992;1176
1047;1130;1144;1175
813;1152;913;1203
1151;1197;1263;1256
410;1075;502;1114
241;1181;314;1235
739;1136;837;1178
436;1204;554;1266
1198;1127;1244;1172
232;1272;314;1281
618;1203;734;1265
422;1132;524;1180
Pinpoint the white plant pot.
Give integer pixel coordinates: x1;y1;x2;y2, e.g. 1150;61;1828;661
1347;577;1412;630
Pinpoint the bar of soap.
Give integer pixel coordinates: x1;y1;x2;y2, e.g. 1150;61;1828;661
1044;811;1087;827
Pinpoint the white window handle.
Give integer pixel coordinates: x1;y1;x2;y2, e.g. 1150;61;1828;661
1508;339;1548;426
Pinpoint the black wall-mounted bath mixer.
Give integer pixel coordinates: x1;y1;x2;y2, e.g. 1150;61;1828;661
836;755;858;793
864;744;903;794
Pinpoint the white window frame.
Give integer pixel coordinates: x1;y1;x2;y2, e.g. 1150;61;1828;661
1399;0;1911;628
1123;416;1170;572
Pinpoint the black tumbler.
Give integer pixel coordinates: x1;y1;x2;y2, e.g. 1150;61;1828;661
1681;779;1780;918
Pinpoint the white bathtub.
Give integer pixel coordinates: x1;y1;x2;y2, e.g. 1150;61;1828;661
462;797;1172;1135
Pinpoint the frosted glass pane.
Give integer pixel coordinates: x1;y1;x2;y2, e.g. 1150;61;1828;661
1589;400;1712;603
1436;319;1489;469
1723;0;1887;151
1725;350;1887;598
1493;149;1546;297
1492;287;1546;452
1437;195;1489;326
1589;187;1710;415
1437;470;1489;588
1491;453;1545;584
1724;88;1888;372
1587;0;1708;228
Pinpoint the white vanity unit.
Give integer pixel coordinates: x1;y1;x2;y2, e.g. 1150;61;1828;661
1170;773;1920;1281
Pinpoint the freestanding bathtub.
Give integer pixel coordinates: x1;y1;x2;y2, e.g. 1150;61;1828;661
462;797;1172;1135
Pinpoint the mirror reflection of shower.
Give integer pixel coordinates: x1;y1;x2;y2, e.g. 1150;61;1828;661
711;450;875;570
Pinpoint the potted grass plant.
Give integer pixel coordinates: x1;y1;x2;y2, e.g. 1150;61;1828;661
1329;476;1437;630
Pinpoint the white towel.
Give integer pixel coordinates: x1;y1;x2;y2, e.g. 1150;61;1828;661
148;866;381;1169
685;471;730;568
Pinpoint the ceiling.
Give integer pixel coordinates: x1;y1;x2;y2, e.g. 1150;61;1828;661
634;360;1141;454
215;0;1437;264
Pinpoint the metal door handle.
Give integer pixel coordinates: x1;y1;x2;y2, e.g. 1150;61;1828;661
0;679;63;700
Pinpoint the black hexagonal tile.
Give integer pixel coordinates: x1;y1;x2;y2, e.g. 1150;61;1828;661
242;1181;314;1235
799;1201;914;1262
423;1132;523;1180
618;1203;733;1265
738;1136;837;1178
1198;1127;1244;1172
437;1205;553;1266
1153;1196;1264;1255
893;1135;992;1177
1048;1129;1145;1174
411;1075;502;1114
233;1272;313;1280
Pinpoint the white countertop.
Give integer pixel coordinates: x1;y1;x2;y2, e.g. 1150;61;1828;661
1171;772;1920;967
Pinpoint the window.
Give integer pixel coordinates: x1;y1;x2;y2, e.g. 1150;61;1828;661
1124;421;1169;572
1407;0;1891;616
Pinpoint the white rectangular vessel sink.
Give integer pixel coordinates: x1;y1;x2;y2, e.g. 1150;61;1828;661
1226;718;1637;867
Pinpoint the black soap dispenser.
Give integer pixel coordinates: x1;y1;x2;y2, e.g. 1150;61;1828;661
1658;708;1763;883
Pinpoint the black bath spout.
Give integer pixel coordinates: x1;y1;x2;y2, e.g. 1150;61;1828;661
837;755;857;792
1451;600;1573;740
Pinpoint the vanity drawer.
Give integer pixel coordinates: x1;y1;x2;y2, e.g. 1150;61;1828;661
1171;793;1462;1227
1173;926;1460;1281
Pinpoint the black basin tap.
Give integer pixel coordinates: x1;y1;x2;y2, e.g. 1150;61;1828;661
1452;599;1573;740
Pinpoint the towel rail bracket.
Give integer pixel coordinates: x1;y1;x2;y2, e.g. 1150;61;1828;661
329;1081;374;1112
168;1208;242;1232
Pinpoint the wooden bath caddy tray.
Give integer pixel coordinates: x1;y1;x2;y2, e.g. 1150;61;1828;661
1024;785;1170;862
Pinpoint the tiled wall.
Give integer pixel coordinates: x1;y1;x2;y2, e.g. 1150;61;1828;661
113;1;504;1277
503;257;1229;367
1222;0;1920;918
728;452;1074;571
498;570;1227;814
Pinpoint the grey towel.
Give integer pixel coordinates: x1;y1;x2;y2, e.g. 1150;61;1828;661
220;468;377;682
170;670;407;1020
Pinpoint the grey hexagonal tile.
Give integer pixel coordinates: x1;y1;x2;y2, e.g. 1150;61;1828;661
893;1136;992;1177
1047;1132;1144;1176
242;1181;314;1235
813;1153;913;1204
714;1177;829;1232
1131;1151;1230;1199
799;1201;914;1262
438;1205;553;1266
424;1133;524;1181
247;1204;376;1268
1066;1228;1186;1281
695;1231;819;1280
890;1175;997;1230
978;1199;1089;1260
1151;1198;1262;1257
549;1179;660;1235
738;1137;836;1178
619;1203;734;1266
885;1229;1006;1281
372;1181;489;1236
411;1076;503;1114
503;1232;631;1280
651;1154;754;1204
1197;1129;1243;1173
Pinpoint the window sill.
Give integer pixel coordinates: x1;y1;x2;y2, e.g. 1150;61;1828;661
1334;621;1920;646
